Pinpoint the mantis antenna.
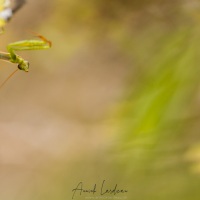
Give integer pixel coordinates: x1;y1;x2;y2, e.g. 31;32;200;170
0;68;18;89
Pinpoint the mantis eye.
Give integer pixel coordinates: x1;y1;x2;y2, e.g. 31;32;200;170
18;61;29;72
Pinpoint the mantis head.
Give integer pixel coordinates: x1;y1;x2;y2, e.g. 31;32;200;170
18;60;29;72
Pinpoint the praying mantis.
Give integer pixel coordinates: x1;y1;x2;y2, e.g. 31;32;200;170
0;0;51;87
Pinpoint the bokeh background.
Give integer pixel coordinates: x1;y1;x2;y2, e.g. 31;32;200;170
1;0;200;199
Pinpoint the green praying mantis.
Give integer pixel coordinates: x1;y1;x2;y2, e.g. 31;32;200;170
0;0;51;87
0;33;51;72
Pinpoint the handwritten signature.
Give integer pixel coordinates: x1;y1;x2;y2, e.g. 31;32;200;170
72;180;128;199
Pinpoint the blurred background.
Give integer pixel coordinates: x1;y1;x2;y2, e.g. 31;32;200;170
0;0;200;199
